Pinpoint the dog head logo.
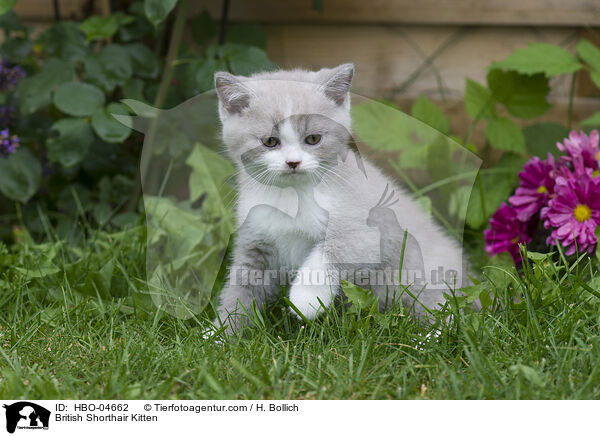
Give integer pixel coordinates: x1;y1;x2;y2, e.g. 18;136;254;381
3;402;50;434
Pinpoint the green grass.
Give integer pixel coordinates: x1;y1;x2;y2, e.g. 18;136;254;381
1;224;600;399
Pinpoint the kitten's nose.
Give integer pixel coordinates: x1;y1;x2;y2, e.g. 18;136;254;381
287;161;301;170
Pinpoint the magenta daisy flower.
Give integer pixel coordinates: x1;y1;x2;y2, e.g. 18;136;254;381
484;203;533;263
556;129;600;170
541;173;600;255
508;154;555;222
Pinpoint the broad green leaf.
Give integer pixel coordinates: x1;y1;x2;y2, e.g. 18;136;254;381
0;0;17;15
145;196;211;260
79;15;119;41
186;143;235;222
217;44;277;76
0;37;33;63
15;58;75;114
0;147;42;202
40;21;87;62
411;96;449;133
0;10;24;32
487;69;550;119
342;281;376;310
226;23;267;48
124;43;159;79
466;154;525;228
576;39;600;73
53;82;105;117
189;10;217;46
522;122;570;157
351;101;413;151
122;77;146;101
144;0;178;26
98;44;133;84
489;43;582;77
81;257;114;297
591;71;600;89
195;56;227;93
485;117;526;152
83;55;118;92
464;78;495;120
581;112;600;127
92;103;131;143
596;227;600;263
47;118;94;167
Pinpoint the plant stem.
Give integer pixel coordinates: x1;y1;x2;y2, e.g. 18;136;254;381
127;0;190;212
567;72;577;129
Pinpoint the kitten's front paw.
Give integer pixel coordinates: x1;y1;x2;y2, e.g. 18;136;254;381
288;283;335;320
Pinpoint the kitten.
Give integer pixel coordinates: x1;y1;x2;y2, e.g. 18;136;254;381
214;63;470;335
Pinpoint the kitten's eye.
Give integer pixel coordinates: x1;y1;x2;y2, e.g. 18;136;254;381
261;136;280;148
305;134;322;145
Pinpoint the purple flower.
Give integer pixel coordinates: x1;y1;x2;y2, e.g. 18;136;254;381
0;60;25;91
541;173;600;255
508;154;555;222
484;203;533;263
0;128;19;158
556;130;600;170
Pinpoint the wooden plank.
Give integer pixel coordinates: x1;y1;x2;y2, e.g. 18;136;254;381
12;0;94;21
193;0;600;26
262;24;579;99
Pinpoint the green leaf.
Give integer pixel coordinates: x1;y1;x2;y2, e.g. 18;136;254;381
510;364;545;387
92;103;131;143
189;10;216;46
576;39;600;73
122;77;146;101
195;56;227;93
466;154;525;228
486;117;526;152
83;55;117;92
464;78;495;120
590;71;600;89
522;122;570;157
595;227;600;263
341;281;377;311
0;37;33;63
217;44;277;76
226;23;267;48
487;69;551;119
15;58;75;114
351;101;413;151
0;0;17;16
186;143;235;221
581;112;600;127
0;10;25;32
124;43;159;79
40;21;87;62
144;0;178;26
489;43;582;77
99;44;133;84
411;96;449;133
53;82;105;117
47;118;94;167
0;147;42;203
79;15;119;41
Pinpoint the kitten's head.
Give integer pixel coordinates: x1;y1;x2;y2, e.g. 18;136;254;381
214;63;354;187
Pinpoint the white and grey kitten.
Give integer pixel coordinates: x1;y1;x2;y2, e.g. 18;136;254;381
214;63;469;335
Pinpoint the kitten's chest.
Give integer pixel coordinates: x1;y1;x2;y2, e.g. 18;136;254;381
238;185;328;240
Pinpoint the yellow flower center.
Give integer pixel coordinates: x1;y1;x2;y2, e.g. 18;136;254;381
573;204;592;222
596;151;600;160
537;185;547;194
594;170;600;178
511;236;520;244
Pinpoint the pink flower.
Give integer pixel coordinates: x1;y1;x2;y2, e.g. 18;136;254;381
556;130;600;170
508;154;555;222
541;172;600;255
484;203;533;263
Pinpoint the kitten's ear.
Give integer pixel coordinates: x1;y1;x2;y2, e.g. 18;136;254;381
214;72;251;115
321;63;354;106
